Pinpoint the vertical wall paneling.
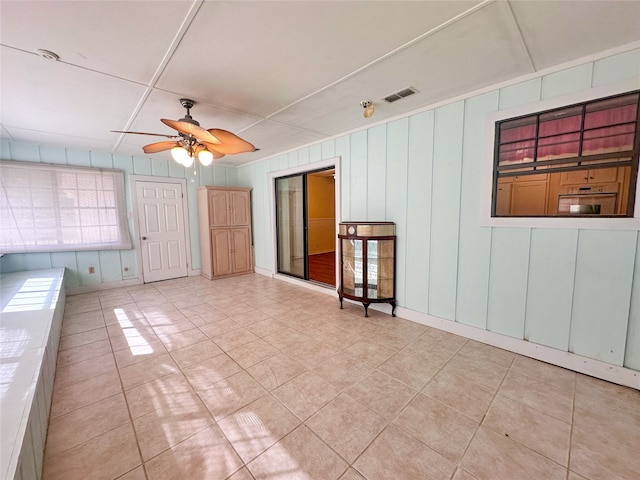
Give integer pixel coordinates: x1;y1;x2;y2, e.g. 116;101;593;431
99;250;123;283
349;130;368;220
321;140;335;160
487;227;531;338
428;101;464;321
298;147;310;166
367;125;387;221
456;92;499;329
541;63;593;100
213;165;228;186
227;166;238;187
498;78;542;110
24;253;52;271
385;118;409;307
1;138;11;158
66;149;90;167
51;252;80;288
288;151;299;168
112;153;134;174
1;254;26;272
186;181;201;270
10;142;40;162
404;111;434;314
200;165;214;186
335;135;350;221
278;155;289;171
309;144;322;164
76;251;101;286
151;158;169;177
133;156;152;175
89;151;113;168
38;145;67;165
169;160;186;178
624;232;640;370
592;48;640;87
524;229;578;350
570;230;637;365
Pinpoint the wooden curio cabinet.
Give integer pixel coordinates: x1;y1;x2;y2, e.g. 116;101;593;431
338;222;396;317
198;186;253;280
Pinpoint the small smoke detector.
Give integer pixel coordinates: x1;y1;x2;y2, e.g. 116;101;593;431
383;86;418;103
36;49;60;61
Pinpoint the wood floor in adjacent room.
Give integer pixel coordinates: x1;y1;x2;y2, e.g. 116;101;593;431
43;274;640;480
308;251;336;287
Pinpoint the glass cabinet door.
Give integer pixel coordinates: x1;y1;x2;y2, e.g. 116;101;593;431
341;239;363;297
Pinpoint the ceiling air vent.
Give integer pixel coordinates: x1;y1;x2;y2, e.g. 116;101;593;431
383;86;418;103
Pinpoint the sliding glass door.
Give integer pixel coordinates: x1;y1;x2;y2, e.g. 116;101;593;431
275;168;336;285
276;175;305;278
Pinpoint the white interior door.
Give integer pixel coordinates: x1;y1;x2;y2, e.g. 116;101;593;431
135;181;188;283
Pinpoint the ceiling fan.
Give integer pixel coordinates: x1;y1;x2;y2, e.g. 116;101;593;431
112;98;256;167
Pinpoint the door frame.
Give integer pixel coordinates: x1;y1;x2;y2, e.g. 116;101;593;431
268;157;341;288
129;175;195;283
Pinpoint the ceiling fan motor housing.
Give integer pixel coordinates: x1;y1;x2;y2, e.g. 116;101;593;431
179;98;199;125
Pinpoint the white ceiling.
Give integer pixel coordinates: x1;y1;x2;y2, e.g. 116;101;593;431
1;0;639;166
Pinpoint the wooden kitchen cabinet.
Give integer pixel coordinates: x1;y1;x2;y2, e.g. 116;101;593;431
495;174;549;216
198;186;253;279
560;167;618;185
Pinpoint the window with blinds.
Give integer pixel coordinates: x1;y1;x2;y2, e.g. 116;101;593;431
0;161;132;253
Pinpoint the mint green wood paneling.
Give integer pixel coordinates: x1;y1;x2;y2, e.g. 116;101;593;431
288;151;299;168
298;147;310;166
133;156;152;175
186;181;201;270
570;230;637;365
277;154;288;171
456;92;498;329
112;154;134;174
541;63;593;100
350;131;368;220
335;135;350;221
66;149;90;167
525;229;578;350
99;251;123;283
25;253;52;270
310;144;322;163
1;138;11;158
367;125;387;221
624;233;640;370
90;151;113;168
487;227;531;339
592;48;640;87
404;111;434;314
120;250;137;280
76;251;101;285
386;118;409;307
9;142;40;162
0;254;25;272
39;145;67;165
151;158;169;177
321;140;335;159
169;160;186;178
498;78;541;110
428;102;464;320
226;167;238;186
200;165;214;186
214;165;228;186
51;252;80;288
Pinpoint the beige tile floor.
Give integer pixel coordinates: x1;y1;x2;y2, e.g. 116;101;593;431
43;274;640;480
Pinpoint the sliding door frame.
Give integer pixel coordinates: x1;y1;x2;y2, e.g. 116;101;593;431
268;156;341;289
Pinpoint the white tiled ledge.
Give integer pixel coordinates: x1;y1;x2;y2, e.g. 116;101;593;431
0;269;66;480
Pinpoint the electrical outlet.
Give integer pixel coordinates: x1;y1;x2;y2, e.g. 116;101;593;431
88;266;95;274
123;267;129;272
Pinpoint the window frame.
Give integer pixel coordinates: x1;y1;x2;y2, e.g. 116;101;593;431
481;78;640;230
0;160;132;253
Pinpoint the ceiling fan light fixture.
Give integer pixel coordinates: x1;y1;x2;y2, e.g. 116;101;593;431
360;101;375;118
198;149;214;166
171;145;190;165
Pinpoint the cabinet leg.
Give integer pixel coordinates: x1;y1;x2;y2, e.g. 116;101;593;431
363;303;370;317
390;301;396;317
339;295;343;310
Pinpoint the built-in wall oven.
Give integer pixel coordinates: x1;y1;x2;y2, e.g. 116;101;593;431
557;183;618;215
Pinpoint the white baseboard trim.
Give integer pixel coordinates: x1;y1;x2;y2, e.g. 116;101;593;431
395;305;639;390
258;275;639;390
254;266;273;278
66;277;142;295
189;268;202;276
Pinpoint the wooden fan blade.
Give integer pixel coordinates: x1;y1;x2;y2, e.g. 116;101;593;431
143;141;178;154
201;143;226;159
160;119;221;144
111;130;179;139
206;129;256;154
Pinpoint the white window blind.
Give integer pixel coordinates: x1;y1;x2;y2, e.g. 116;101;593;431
0;161;132;253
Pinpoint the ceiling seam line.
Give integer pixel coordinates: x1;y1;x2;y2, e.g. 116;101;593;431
111;0;205;153
505;0;537;72
237;0;496;134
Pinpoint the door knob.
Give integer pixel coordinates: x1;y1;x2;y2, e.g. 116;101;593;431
141;236;147;240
